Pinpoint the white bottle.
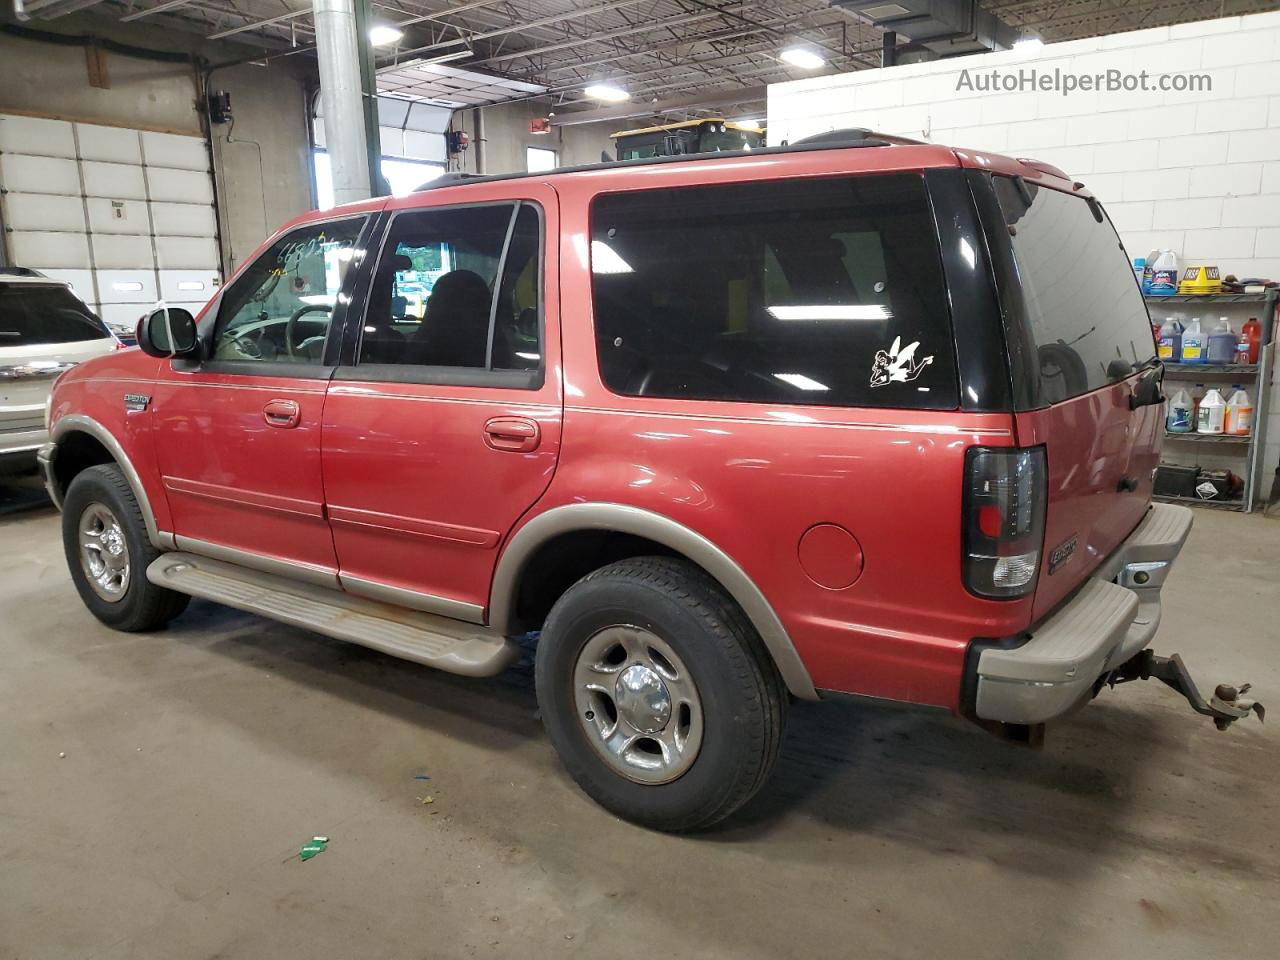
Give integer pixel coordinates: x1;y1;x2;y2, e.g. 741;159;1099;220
1225;387;1254;436
1196;388;1226;435
1166;388;1194;433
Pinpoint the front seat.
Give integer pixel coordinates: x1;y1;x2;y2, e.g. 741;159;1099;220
408;269;491;367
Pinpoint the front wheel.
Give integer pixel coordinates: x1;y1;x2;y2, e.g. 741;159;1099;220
62;464;189;632
536;557;786;831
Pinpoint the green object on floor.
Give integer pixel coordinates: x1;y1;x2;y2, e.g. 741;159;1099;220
300;836;328;861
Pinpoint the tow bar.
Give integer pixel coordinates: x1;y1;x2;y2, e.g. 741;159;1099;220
1109;649;1265;730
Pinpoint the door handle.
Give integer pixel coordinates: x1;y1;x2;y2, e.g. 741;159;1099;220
263;399;301;428
483;416;540;453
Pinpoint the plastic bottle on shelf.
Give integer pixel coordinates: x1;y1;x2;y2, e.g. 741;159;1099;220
1197;388;1226;435
1180;317;1206;364
1206;317;1236;364
1148;250;1179;296
1157;318;1183;361
1141;250;1159;295
1242;317;1262;364
1225;387;1253;436
1166;387;1194;433
1190;383;1206;429
1133;257;1146;288
1234;336;1252;364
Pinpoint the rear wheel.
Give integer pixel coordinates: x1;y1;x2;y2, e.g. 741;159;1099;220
62;464;189;632
536;557;786;831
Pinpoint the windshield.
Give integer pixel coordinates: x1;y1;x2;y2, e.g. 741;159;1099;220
993;177;1155;404
0;284;111;346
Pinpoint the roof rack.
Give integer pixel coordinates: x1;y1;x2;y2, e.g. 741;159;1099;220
412;128;917;193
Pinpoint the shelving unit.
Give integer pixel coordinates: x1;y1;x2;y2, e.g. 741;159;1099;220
1147;289;1277;512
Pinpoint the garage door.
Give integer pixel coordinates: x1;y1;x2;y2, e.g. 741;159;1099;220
0;114;220;336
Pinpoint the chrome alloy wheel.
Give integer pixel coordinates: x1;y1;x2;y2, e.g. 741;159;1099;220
78;502;130;602
573;625;704;784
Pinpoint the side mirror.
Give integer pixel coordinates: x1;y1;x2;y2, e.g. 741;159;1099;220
137;307;199;359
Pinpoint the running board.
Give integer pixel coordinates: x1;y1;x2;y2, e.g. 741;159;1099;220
147;552;519;677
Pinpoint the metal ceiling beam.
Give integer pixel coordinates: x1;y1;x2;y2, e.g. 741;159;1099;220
389;0;654;59
473;10;723;66
207;7;312;40
119;0;198;21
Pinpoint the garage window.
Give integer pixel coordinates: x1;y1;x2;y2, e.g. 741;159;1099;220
590;173;958;409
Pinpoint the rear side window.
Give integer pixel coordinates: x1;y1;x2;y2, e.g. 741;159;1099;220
590;174;958;409
0;284;110;346
992;177;1154;404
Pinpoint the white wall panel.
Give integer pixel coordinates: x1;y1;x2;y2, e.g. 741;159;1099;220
149;201;217;237
9;231;91;268
140;131;208;171
98;302;149;330
0;114;75;157
96;269;158;304
81;161;147;200
40;269;95;302
0;153;80;195
75;124;142;164
146;166;213;204
91;233;154;270
155;235;219;269
158;270;219;302
1;192;85;232
85;197;150;235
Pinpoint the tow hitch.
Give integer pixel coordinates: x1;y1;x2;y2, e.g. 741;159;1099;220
1108;649;1265;730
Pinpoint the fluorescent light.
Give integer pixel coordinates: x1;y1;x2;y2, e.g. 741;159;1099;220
584;82;629;103
298;294;336;306
369;25;404;46
773;372;829;391
515;352;541;361
591;240;634;275
177;280;205;292
779;46;825;70
1013;35;1043;54
111;281;144;292
767;304;892;321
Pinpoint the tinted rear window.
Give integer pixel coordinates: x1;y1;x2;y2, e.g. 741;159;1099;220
992;177;1154;404
590;173;958;409
0;284;110;346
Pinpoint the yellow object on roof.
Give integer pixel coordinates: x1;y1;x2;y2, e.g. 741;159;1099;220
611;117;765;138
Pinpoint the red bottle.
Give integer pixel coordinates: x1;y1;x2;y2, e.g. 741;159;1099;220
1242;317;1261;364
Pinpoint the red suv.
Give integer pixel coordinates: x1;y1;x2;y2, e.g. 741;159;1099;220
40;133;1258;831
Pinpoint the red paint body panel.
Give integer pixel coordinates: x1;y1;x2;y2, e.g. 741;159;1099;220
1015;378;1162;621
47;142;1157;715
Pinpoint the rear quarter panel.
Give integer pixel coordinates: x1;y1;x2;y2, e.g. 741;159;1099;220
532;152;1037;709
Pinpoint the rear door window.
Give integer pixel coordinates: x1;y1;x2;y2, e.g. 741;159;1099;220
589;173;958;409
0;284;110;345
992;177;1154;403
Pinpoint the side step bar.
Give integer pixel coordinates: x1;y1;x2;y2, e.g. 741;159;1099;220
147;553;520;678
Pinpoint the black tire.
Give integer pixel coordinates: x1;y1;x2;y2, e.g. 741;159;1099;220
536;556;786;831
62;463;189;632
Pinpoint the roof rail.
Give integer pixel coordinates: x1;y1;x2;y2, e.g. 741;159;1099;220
411;130;923;193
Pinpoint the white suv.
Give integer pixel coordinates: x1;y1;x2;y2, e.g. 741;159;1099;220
1;270;117;474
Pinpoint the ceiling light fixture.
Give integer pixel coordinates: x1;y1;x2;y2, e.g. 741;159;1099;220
584;82;630;103
1013;34;1044;54
779;46;825;70
369;25;404;46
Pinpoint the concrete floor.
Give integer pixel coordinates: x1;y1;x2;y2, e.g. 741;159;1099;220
1;474;1277;960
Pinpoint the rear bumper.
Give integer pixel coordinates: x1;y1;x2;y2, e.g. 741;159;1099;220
970;503;1194;725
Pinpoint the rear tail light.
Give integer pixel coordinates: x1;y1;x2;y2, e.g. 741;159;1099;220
962;447;1047;599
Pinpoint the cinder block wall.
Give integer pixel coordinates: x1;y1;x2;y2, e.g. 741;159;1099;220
768;10;1280;495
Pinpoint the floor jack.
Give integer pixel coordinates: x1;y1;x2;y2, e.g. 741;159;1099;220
1109;649;1265;730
